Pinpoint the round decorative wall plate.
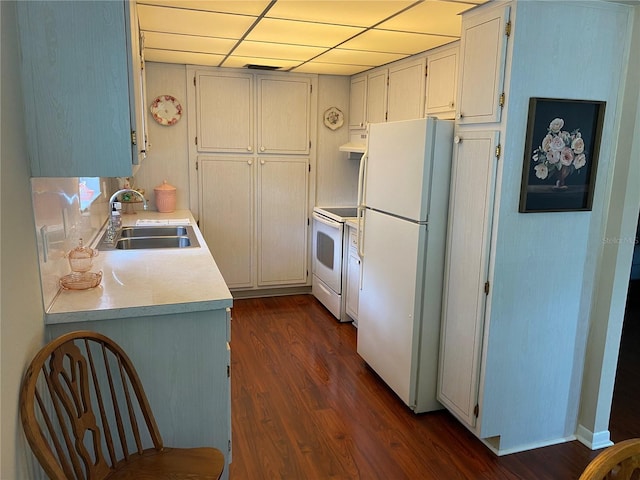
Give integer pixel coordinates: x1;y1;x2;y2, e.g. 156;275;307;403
323;107;344;130
150;95;183;126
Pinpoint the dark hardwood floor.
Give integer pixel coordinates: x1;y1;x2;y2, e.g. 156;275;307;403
229;287;639;479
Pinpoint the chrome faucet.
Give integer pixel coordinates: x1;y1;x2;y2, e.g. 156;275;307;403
106;189;148;242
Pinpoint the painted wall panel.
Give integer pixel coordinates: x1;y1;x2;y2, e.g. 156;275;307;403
478;1;633;452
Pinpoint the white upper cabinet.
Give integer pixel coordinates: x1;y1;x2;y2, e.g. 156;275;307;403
17;1;144;177
387;57;426;122
456;5;510;124
257;76;311;155
349;56;427;130
349;75;367;129
425;43;459;119
366;69;388;125
196;71;254;153
196;72;311;156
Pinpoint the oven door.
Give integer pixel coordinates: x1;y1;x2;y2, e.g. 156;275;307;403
312;212;344;294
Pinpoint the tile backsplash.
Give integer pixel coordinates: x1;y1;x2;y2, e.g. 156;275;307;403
31;177;112;310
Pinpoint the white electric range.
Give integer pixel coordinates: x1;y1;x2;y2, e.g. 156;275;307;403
311;206;358;322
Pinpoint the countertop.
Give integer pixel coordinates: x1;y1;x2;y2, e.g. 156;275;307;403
46;210;233;324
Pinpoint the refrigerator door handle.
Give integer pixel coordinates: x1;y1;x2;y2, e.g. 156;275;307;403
357;149;368;260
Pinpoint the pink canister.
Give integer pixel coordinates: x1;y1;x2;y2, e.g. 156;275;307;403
154;180;176;213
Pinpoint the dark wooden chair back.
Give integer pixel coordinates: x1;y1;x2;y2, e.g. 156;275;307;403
579;438;640;480
20;330;224;480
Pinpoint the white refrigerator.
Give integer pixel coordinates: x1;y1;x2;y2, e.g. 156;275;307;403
356;117;453;413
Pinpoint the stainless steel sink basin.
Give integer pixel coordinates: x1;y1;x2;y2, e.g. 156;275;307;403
97;225;200;250
120;226;188;238
115;236;193;250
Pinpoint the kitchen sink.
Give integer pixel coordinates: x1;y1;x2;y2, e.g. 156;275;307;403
120;226;188;238
97;225;200;251
115;236;193;250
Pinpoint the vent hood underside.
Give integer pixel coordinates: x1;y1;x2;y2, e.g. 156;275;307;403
339;142;366;154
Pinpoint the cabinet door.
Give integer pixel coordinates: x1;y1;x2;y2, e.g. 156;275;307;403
257;158;309;286
196;72;254;153
387;58;426;122
17;1;135;177
366;69;388;125
425;45;458;119
199;156;254;289
349;75;367;129
127;1;148;165
438;130;499;428
456;5;510;124
257;76;311;155
346;246;360;321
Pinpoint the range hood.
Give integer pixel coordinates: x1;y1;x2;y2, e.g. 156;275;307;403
339;142;366;154
339;132;367;154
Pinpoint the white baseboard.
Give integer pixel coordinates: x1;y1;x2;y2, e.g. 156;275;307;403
576;424;613;450
482;435;577;456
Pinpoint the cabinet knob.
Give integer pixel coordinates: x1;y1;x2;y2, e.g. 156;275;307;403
247;146;252;151
247;159;253;165
450;101;455;108
456;113;463;120
260;146;265;152
260;159;265;165
454;135;461;144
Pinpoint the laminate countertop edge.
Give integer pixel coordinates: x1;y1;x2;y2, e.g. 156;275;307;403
45;210;233;325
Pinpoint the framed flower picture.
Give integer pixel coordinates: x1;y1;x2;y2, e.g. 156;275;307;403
519;98;605;213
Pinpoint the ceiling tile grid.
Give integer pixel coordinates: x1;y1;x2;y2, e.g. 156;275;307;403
137;0;486;75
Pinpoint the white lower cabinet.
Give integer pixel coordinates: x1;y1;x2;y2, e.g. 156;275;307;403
438;130;499;428
345;225;360;323
199;156;309;290
257;157;309;286
200;157;254;289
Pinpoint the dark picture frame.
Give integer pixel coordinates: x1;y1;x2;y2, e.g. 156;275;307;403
519;98;605;213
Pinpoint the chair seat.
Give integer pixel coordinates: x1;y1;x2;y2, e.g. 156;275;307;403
107;447;225;480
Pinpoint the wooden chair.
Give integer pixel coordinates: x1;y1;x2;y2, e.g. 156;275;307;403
20;330;225;480
579;438;640;480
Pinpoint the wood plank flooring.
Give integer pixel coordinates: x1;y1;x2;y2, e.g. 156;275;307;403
229;289;639;479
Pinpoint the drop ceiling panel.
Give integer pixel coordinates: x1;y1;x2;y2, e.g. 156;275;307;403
233;41;327;61
292;62;372;75
379;1;473;36
342;30;456;55
314;49;408;67
144;31;237;55
245;18;365;47
137;4;256;39
137;0;271;16
265;1;416;27
145;49;226;66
